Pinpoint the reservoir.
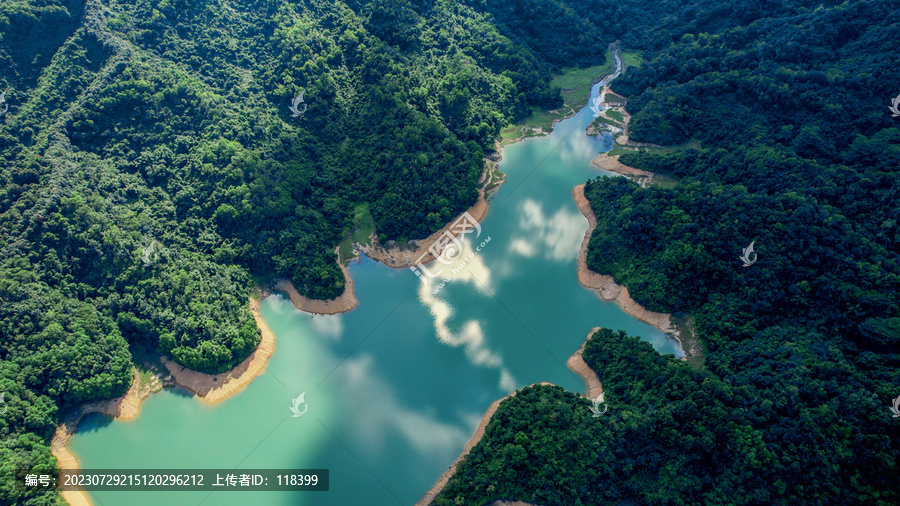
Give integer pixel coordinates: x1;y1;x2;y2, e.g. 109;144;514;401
68;79;682;505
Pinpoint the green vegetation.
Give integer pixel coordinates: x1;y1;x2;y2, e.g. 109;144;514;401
604;91;625;104
338;204;375;263
439;328;802;504
672;313;703;367
1;0;898;503
436;0;900;503
605;147;633;156
605;109;624;123
588;113;624;131
620;50;643;71
616;140;704;155
0;0;566;502
500;49;619;143
483;165;506;194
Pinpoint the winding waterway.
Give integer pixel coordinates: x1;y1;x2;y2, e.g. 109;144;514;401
69;73;681;505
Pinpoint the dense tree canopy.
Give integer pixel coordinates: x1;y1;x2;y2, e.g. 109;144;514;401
439;327;899;504
0;0;562;502
436;0;900;504
1;0;898;503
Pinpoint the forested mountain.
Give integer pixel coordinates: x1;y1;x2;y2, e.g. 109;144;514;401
1;0;898;504
435;0;900;504
0;0;562;502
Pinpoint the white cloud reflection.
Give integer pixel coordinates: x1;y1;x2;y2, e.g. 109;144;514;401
416;237;517;393
339;354;473;457
557;127;602;166
309;314;343;341
508;199;584;261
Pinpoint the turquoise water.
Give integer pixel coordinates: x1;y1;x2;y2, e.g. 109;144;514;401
68;82;681;505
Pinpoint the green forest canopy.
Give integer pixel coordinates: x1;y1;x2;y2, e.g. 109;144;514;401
437;0;900;504
1;0;899;504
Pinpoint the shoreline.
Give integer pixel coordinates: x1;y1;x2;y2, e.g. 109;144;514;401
602;85;666;150
573;183;677;336
358;162;504;269
418;64;630;504
51;368;157;506
505;44;622;147
359;192;487;269
273;247;358;315
161;295;277;403
590;152;653;179
53;295;277;506
415;383;552;506
588;84;667;188
420;182;687;501
567;327;605;400
50;157;505;506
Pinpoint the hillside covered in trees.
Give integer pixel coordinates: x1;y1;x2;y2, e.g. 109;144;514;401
0;0;563;502
436;0;900;504
1;0;899;504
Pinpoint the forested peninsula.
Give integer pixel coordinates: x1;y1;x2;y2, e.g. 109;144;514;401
1;0;899;504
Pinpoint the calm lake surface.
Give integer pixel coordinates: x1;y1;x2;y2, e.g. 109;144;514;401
69;81;682;505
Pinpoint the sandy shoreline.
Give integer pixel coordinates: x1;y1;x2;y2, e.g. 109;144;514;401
417;328;612;505
53;295;277;506
567;327;605;400
591;152;653;178
50;158;503;506
420;202;681;501
415;383;552;506
273;251;358;315
51;367;156;506
162;295;277;403
573;184;676;335
417;129;692;505
359;188;490;269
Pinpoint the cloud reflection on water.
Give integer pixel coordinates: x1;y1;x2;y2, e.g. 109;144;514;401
509;198;584;261
416;237;517;393
337;354;472;459
309;313;344;341
272;298;477;463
